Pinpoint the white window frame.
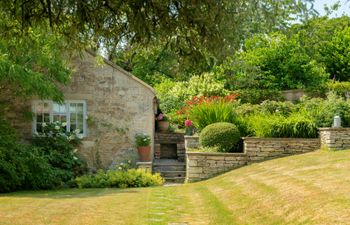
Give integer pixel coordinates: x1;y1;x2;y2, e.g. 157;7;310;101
32;100;87;138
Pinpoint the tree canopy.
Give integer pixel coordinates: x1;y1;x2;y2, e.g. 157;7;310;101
0;0;318;79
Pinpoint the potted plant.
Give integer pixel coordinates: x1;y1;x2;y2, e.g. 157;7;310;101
135;133;151;162
156;113;170;132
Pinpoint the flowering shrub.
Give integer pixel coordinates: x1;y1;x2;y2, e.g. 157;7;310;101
135;133;151;147
156;113;168;121
32;121;87;183
177;94;239;130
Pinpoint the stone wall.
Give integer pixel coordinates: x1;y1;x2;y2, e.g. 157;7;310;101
319;128;350;150
6;51;156;169
244;137;320;163
155;133;185;161
186;137;320;182
184;136;199;149
186;152;246;182
282;89;305;101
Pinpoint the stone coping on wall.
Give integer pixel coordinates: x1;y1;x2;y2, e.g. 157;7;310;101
319;127;350;131
242;137;320;141
186;152;246;156
184;135;199;139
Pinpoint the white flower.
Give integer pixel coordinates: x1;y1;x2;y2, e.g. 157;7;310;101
128;160;131;164
61;122;67;127
118;167;122;170
42;122;47;127
73;156;78;160
120;162;124;165
73;149;78;153
68;135;75;140
55;125;60;130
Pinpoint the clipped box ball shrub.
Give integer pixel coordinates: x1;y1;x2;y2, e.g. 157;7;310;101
199;122;240;152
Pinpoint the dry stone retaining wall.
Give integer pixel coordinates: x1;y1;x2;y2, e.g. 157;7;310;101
244;137;320;163
186;152;247;182
186;137;320;182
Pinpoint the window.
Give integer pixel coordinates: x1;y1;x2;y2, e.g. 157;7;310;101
32;100;87;137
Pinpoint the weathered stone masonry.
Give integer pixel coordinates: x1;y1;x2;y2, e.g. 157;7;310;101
319;128;350;150
7;51;156;169
185;136;320;182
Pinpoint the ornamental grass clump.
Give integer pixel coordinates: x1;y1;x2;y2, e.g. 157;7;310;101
247;113;318;138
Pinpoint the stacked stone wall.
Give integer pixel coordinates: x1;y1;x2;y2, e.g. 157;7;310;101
244;137;320;163
186;137;320;182
319;128;350;150
186;153;246;182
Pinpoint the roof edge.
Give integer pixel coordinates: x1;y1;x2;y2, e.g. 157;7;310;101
85;49;156;95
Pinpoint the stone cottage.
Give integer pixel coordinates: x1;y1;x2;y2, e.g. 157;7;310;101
7;50;156;169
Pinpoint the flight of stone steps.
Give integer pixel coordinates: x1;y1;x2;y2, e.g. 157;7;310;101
153;159;186;183
154;133;186;183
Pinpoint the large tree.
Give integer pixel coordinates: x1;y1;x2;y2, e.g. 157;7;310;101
0;0;317;82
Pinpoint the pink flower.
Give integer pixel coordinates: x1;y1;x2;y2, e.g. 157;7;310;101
185;119;193;127
157;113;164;121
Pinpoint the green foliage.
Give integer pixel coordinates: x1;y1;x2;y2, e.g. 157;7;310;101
75;169;164;188
186;73;228;97
0;118;25;192
234;89;284;104
327;81;350;98
134;133;151;147
0;26;71;102
32;122;87;183
320;27;350;81
0;118;65;192
219;33;329;93
247;113;317;138
188;101;237;131
297;93;350;128
200;122;240;152
291;16;350;81
155;79;186;114
155;73;230;114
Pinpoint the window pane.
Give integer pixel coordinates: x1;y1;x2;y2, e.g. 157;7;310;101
69;103;84;135
53;103;66;121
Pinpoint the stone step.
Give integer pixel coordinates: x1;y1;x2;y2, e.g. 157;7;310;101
158;171;186;178
153;165;186;172
164;177;185;183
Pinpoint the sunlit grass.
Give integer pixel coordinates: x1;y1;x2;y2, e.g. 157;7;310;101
1;150;350;224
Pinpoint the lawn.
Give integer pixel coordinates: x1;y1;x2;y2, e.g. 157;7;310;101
1;149;350;225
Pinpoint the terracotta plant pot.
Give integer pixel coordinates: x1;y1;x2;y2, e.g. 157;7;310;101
158;121;170;132
137;146;151;162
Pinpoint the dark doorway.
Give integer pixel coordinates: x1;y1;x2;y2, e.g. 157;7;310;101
160;143;177;159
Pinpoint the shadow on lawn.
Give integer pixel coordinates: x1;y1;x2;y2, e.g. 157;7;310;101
0;187;154;199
